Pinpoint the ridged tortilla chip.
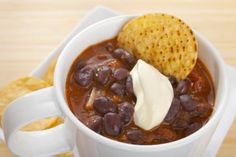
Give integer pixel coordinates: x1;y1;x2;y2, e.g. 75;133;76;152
118;13;198;80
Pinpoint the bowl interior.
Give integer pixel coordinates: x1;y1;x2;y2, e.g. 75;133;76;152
55;15;226;148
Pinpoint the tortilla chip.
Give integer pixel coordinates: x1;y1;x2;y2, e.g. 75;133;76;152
118;13;198;80
43;59;57;85
57;152;74;157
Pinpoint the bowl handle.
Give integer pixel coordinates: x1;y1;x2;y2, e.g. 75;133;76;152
2;87;75;157
227;65;236;119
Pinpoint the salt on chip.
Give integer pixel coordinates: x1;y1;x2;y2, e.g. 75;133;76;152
43;59;57;86
0;77;62;130
117;13;198;80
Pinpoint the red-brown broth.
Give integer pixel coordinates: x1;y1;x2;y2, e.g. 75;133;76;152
66;38;215;145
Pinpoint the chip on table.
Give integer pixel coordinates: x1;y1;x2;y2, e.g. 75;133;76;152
0;61;71;156
0;77;63;131
43;59;57;86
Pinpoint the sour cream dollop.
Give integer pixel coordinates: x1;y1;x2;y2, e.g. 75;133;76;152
130;59;174;130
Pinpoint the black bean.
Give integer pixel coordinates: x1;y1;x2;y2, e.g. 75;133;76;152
179;95;197;111
113;68;129;80
113;48;136;65
96;66;112;85
103;113;122;136
93;96;117;114
185;122;202;136
164;98;181;123
110;82;125;96
172;112;190;129
118;102;134;125
106;43;114;52
172;119;189;129
126;75;134;94
168;76;178;88
121;51;136;65
112;48;126;58
74;60;86;70
126;129;144;144
86;115;103;133
175;79;190;96
74;66;94;87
